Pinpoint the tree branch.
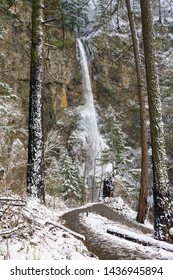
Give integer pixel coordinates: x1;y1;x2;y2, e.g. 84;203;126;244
45;221;85;241
44;42;58;49
42;18;57;24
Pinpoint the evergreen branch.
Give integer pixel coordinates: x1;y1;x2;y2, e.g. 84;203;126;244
83;0;119;37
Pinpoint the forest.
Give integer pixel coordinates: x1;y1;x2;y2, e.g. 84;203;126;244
1;0;173;260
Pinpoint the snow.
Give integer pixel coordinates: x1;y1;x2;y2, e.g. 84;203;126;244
1;0;173;262
84;212;173;251
0;196;94;260
1;194;173;260
80;199;173;259
169;228;173;236
81;214;173;260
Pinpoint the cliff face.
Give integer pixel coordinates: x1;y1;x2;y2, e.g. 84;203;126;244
0;2;31;193
91;34;140;146
0;2;173;202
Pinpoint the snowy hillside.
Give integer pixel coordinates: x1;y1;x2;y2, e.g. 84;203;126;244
1;0;173;262
1;195;173;260
0;195;95;260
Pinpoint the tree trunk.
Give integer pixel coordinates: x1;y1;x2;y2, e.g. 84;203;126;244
116;0;120;29
27;0;45;203
140;0;172;242
125;0;149;224
158;0;162;23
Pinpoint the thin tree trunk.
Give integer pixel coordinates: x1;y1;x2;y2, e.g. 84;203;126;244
27;0;45;203
140;0;172;242
125;0;149;224
158;0;162;23
116;0;120;29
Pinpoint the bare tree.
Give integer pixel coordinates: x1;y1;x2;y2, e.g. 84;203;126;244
140;0;172;242
27;0;45;203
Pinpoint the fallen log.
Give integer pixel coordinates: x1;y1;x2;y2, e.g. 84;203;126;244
0;198;26;207
107;229;173;253
0;198;25;202
107;229;150;246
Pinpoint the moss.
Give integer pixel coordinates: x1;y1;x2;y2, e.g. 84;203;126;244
123;106;140;147
73;71;82;85
50;37;75;50
93;33;132;58
30;1;44;65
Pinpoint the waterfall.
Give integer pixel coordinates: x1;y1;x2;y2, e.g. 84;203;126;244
77;38;101;174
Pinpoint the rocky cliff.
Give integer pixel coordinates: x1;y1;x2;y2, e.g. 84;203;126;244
0;1;173;206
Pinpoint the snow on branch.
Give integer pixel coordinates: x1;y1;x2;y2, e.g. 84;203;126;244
45;220;85;241
0;225;25;237
0;198;26;207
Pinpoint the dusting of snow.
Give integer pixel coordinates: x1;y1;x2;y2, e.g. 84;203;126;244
1;195;173;259
78;196;173;259
81;212;173;259
0;196;95;260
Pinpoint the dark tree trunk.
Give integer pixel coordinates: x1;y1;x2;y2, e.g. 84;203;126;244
158;0;162;23
125;0;149;224
27;0;45;203
140;0;172;242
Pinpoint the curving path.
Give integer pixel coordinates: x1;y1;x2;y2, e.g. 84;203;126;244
62;203;167;260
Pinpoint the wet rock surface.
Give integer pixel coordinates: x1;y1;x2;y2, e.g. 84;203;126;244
62;203;166;260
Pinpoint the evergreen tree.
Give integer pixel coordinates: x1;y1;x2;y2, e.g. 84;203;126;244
103;105;127;176
45;158;62;196
55;0;89;34
59;149;83;203
94;0;119;29
44;130;63;196
140;0;173;242
44;130;62;161
27;0;45;203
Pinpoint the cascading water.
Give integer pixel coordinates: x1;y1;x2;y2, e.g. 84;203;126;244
77;38;101;174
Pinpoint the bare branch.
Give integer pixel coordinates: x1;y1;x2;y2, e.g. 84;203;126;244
45;221;85;241
44;42;58;49
42;18;57;24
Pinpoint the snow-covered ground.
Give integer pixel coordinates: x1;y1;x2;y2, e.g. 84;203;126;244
1;195;173;260
0;196;95;260
80;198;173;259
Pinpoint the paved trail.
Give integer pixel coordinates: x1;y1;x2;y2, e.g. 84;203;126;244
62;203;166;260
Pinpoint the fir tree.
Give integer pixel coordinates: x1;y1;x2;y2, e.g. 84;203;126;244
59;149;83;204
44;130;63;196
27;0;45;203
103;105;127;175
55;0;89;34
